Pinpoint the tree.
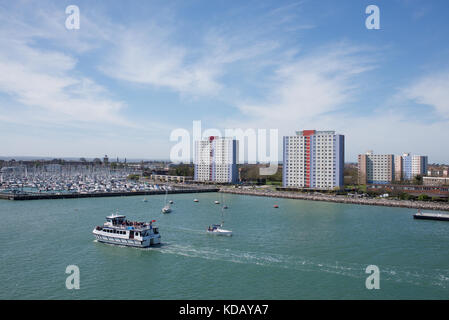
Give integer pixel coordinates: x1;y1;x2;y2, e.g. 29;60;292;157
417;194;429;201
414;175;423;185
168;164;194;177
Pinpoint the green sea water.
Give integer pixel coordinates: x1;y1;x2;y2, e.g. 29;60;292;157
1;192;448;299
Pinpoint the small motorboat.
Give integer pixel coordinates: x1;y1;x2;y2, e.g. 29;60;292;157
223;205;228;209
273;204;279;208
214;200;220;204
194;199;199;202
142;198;148;202
169;200;173;204
207;224;232;236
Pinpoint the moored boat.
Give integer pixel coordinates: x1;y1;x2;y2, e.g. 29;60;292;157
162;205;171;213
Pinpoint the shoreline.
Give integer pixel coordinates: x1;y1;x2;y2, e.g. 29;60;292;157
220;188;449;212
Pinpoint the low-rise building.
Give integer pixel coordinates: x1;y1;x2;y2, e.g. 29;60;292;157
423;176;449;187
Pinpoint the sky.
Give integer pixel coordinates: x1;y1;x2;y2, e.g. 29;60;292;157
0;0;449;163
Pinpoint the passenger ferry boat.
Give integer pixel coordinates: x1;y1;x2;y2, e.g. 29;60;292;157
93;214;161;248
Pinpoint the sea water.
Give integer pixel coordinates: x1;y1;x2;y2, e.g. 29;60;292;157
1;192;448;299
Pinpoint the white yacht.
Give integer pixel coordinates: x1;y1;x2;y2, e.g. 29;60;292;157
161;187;172;213
93;214;161;248
207;204;232;236
161;205;171;214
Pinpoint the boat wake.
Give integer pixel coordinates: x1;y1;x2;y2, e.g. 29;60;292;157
151;244;449;289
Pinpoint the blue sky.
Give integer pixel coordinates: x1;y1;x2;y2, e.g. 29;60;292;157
0;0;449;163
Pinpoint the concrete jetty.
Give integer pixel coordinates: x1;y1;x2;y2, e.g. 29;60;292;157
0;187;218;201
413;212;449;221
220;188;449;212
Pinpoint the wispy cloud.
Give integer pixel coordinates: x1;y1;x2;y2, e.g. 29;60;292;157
0;3;131;127
401;71;449;120
227;42;376;131
97;23;280;97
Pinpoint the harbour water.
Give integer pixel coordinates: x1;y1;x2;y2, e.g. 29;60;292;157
1;192;448;299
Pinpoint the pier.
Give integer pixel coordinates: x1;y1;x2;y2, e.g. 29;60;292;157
413;212;449;221
0;187;218;201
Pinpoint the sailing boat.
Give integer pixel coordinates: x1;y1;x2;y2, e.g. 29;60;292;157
221;192;228;209
161;187;171;213
207;203;232;236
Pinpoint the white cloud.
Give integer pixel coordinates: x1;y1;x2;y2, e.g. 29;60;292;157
402;72;449;119
97;24;280;97
228;43;375;130
0;5;132;127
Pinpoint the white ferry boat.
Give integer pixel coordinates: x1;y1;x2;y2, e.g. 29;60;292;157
93;214;161;248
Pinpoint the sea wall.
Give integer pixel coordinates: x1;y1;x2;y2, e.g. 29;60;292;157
220;188;449;212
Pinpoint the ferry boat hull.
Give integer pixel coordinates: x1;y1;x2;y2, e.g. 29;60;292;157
93;231;161;248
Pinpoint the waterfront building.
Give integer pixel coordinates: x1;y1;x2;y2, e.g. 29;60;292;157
367;183;449;198
394;155;403;182
395;153;428;181
194;136;239;184
150;174;193;183
423;176;449;187
282;130;345;190
359;152;428;184
358;152;394;185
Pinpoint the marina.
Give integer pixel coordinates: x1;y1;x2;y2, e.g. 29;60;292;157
0;166;218;200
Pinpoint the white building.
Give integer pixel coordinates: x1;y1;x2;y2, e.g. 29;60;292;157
283;130;345;189
194;136;238;183
396;153;428;181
